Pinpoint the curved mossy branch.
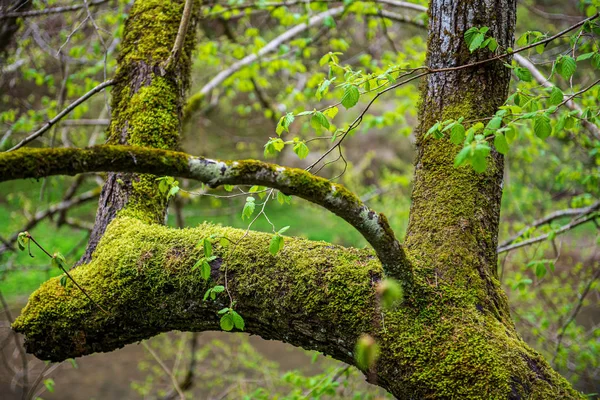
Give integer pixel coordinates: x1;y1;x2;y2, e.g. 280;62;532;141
0;145;408;281
12;217;582;399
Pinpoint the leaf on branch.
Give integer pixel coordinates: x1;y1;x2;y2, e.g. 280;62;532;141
220;313;234;331
494;133;509;155
242;196;256;220
341;85;360;109
231;310;245;330
293;141;310;159
269;234;284;255
311;111;330;130
548;86;564;106
533;114;552;139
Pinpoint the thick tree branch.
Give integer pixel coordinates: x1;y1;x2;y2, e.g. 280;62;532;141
0;145;408;280
12;217;581;398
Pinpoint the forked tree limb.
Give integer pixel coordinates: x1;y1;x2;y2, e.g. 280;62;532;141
0;145;408;280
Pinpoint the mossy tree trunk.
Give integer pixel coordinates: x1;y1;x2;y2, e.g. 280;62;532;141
82;0;197;264
8;0;584;398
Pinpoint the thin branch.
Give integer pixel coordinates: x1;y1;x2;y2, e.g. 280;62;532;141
552;266;600;365
164;0;194;70
0;0;109;20
497;209;599;254
513;54;600;139
0;188;100;255
6;80;115;152
499;201;600;248
142;341;186;400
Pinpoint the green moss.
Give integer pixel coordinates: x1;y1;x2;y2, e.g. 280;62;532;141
12;217;582;398
99;0;199;223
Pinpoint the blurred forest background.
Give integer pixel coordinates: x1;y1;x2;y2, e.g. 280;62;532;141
0;0;598;398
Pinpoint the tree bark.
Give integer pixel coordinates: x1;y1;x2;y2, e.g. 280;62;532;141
81;0;198;264
9;0;584;398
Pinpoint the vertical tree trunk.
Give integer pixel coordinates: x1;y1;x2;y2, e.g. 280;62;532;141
81;0;197;264
405;0;515;323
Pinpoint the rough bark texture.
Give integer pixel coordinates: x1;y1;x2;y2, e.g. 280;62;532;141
82;0;198;264
9;0;585;398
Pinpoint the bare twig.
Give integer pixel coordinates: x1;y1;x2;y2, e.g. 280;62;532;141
142;341;186;400
0;188;100;255
497;208;599;254
164;0;194;70
0;0;109;20
6;80;115;151
499;201;600;248
552;266;600;365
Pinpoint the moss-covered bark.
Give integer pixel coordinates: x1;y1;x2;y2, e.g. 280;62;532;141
82;0;199;264
13;217;580;398
8;0;586;398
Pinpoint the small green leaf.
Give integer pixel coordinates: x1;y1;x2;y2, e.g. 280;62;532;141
277;191;291;205
203;288;212;301
323;106;338;119
44;379;55;393
293;142;310;159
311;111;330;130
212;285;225;293
52;252;68;270
231;310;245;330
341;85;360;109
242;196;256;220
201;260;211;280
269;234;284;255
218;307;229;315
220;313;234;331
464;27;479;47
278;226;290;235
494;133;509;155
355;334;379;370
557;55;577;80
576;52;595;61
548;86;563;106
203;238;212;257
469;33;485;52
276;113;295;136
223;185;234;192
450;123;465;144
377;279;403;309
17;232;28;251
533;114;552;139
219;237;229;248
454;146;471;167
515;67;532;82
59;275;68;287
